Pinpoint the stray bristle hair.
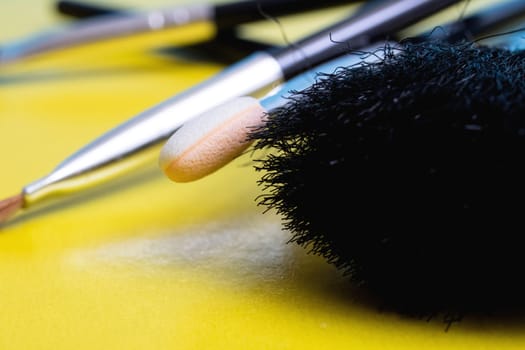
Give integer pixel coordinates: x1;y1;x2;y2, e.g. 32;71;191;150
248;40;525;319
0;193;23;224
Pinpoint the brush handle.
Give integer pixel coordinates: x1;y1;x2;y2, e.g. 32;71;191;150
56;1;119;18
0;3;213;63
22;51;284;205
416;0;525;43
213;0;359;28
272;0;462;79
4;0;358;63
56;0;359;26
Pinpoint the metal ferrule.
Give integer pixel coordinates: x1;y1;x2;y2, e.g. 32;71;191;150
23;51;284;206
0;3;213;63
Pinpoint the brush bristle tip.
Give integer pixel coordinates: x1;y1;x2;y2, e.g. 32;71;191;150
0;193;24;224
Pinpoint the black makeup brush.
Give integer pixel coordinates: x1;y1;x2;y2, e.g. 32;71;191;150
245;38;525;320
155;0;525;321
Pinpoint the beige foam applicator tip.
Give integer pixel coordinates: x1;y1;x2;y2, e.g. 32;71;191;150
159;96;266;182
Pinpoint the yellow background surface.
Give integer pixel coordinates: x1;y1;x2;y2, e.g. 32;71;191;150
1;1;524;349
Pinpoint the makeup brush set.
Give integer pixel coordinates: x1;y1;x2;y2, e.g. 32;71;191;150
3;0;525;320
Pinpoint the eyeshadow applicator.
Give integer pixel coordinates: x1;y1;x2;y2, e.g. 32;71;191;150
159;42;394;182
160;0;525;183
0;0;463;225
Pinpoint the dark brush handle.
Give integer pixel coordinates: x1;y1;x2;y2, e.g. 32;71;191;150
56;0;120;18
213;0;361;27
56;0;362;26
417;0;525;43
272;0;462;79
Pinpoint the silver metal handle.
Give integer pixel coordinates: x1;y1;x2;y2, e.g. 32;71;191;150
23;51;284;205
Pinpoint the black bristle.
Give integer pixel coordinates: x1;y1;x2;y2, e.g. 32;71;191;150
248;40;525;319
